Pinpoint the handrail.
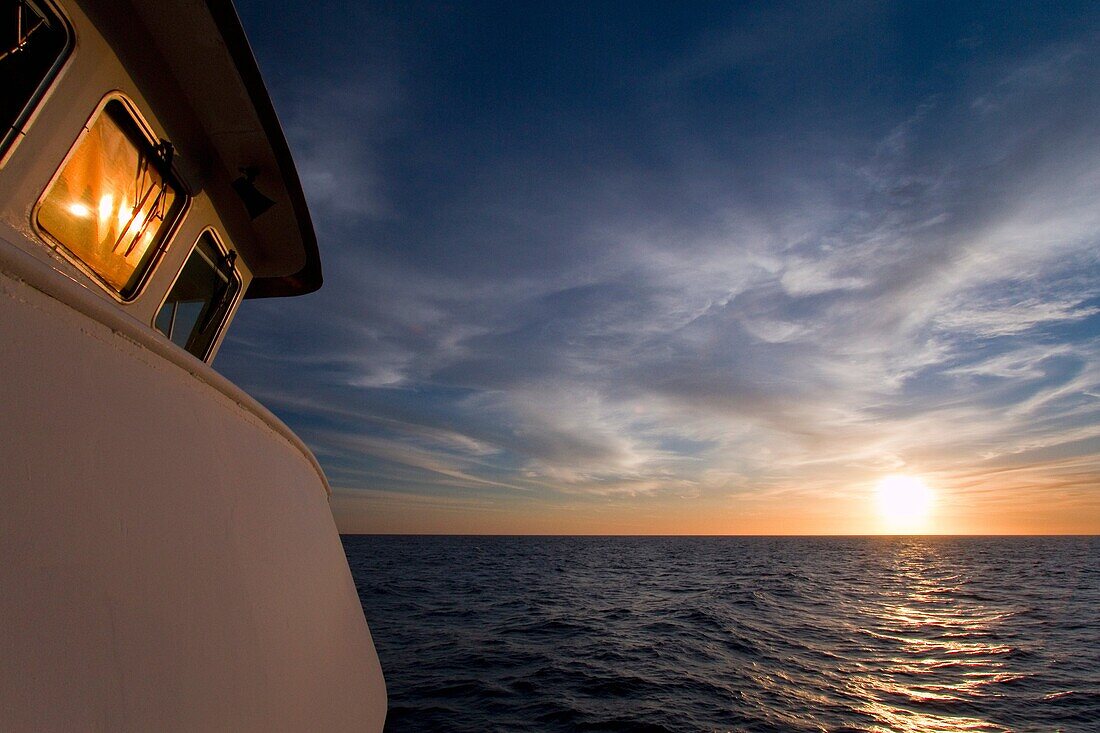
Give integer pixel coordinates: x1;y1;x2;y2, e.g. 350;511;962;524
0;237;332;498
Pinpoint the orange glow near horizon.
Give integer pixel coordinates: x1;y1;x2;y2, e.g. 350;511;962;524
329;462;1100;536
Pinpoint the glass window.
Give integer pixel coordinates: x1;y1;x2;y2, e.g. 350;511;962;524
37;99;185;298
1;0;71;157
155;232;241;360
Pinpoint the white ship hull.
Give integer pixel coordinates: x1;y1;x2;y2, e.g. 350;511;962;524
0;0;387;728
0;241;386;730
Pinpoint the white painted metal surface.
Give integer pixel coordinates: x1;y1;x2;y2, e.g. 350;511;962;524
0;242;387;730
0;0;388;729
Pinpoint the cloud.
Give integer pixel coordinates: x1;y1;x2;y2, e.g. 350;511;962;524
223;3;1100;530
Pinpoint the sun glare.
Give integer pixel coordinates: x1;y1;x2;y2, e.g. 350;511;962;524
875;474;934;533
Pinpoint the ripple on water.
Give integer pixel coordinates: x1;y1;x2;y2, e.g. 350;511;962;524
345;535;1100;732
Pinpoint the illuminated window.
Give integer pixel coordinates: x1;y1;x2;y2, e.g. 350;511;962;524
1;0;72;158
36;98;185;298
155;232;241;361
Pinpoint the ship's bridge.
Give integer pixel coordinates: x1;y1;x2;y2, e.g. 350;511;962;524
1;0;322;362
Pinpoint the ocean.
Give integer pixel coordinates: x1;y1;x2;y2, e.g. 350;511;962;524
342;536;1099;732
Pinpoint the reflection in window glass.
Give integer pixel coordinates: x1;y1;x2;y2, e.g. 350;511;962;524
155;233;240;360
1;0;71;155
37;100;184;297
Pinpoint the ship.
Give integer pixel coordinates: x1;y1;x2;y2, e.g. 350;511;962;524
0;0;387;728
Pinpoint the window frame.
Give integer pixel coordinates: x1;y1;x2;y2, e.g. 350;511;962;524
153;226;243;362
31;92;190;303
0;0;75;166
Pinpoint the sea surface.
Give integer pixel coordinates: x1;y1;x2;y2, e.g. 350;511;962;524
342;536;1100;732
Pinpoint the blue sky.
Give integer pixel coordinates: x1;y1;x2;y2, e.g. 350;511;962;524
220;2;1100;533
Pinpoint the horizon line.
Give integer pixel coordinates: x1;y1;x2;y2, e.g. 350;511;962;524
339;532;1099;538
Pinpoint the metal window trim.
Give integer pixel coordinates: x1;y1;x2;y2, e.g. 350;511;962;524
30;90;191;304
152;225;243;364
0;0;76;168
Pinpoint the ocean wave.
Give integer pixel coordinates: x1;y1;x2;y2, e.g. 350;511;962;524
345;535;1100;732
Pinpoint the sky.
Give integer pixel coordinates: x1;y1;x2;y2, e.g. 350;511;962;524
220;1;1100;535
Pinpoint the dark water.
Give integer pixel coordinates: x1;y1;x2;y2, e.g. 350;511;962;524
342;536;1100;732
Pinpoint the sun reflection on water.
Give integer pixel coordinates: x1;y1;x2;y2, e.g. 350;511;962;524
852;541;1022;733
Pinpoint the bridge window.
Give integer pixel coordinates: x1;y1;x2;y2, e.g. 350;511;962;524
1;0;72;160
155;231;241;361
36;97;186;299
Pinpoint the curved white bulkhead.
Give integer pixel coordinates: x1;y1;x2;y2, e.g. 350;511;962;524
0;249;387;729
0;0;387;729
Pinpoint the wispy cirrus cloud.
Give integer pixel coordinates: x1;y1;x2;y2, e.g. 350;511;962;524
224;1;1100;532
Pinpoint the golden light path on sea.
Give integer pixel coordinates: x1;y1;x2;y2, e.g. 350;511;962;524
852;542;1018;732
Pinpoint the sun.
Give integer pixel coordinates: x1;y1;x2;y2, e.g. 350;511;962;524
875;474;934;533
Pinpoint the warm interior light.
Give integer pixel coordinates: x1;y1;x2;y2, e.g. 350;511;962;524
116;198;131;231
876;474;933;533
97;193;114;232
36;100;181;296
